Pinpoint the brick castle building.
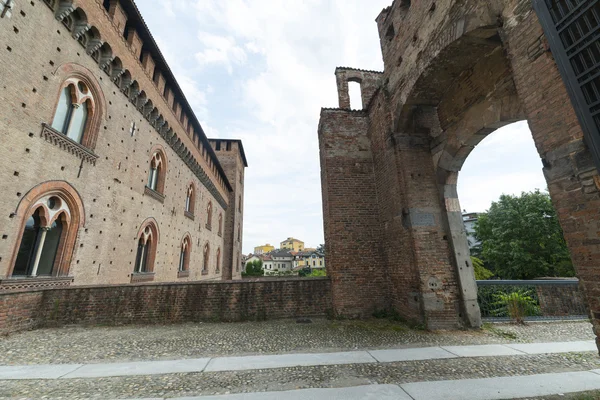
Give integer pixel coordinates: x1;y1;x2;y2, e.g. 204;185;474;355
0;0;246;289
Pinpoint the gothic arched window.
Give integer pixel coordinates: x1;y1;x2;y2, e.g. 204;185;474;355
147;150;167;194
216;247;221;274
51;81;93;144
10;183;84;279
185;184;195;215
206;201;213;230
202;242;210;274
179;235;191;275
133;221;158;277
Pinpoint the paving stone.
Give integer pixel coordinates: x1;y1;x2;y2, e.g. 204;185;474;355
176;384;411;400
0;364;82;380
62;358;211;379
402;371;600;400
441;344;525;357
505;340;597;355
204;351;375;372
368;346;456;362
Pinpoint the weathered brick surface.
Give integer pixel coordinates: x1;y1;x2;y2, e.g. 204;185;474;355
319;0;600;334
535;284;588;317
0;277;331;334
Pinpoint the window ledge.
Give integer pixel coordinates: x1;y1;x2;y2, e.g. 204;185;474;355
184;210;195;221
218;232;222;237
130;272;155;283
144;186;165;203
205;224;212;231
0;276;74;291
41;124;99;165
201;269;208;275
177;270;190;278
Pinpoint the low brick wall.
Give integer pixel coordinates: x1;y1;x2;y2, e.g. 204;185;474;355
0;277;332;334
477;280;589;320
536;283;588;317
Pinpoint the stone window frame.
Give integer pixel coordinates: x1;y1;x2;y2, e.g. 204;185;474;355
206;201;213;230
202;242;210;275
7;181;85;279
215;247;221;274
145;146;168;203
44;66;105;162
184;182;195;220
178;234;192;278
131;218;159;282
218;213;223;237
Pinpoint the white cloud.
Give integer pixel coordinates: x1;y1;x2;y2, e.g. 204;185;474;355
136;1;547;255
458;122;547;213
195;32;247;73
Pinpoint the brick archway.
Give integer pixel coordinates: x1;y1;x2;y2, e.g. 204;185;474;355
319;0;600;335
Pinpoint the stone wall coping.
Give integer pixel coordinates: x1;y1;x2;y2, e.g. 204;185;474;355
320;107;368;114
0;277;330;295
335;66;384;74
477;279;579;286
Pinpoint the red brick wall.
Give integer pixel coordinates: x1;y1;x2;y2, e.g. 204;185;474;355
535;284;588;317
318;109;390;318
318;0;600;335
501;3;600;344
0;277;331;335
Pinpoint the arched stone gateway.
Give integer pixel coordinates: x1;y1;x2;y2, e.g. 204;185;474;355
318;0;600;340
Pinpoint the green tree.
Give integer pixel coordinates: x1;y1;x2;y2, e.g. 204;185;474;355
474;190;574;280
471;256;494;280
243;259;264;277
316;244;325;253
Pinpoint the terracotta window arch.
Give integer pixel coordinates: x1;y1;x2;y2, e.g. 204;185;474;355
202;242;210;274
178;234;191;277
206;201;213;230
9;182;85;278
218;213;223;236
133;220;159;280
216;247;221;274
185;183;195;216
147;150;167;194
50;79;97;147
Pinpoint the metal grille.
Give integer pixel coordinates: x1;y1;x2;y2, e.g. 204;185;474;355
477;280;588;322
534;0;600;170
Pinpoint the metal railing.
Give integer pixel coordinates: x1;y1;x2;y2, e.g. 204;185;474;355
476;280;588;322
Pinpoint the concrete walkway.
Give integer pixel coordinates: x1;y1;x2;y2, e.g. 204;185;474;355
122;370;600;399
0;340;595;380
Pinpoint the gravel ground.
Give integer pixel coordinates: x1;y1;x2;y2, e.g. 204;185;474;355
0;352;598;399
0;319;595;365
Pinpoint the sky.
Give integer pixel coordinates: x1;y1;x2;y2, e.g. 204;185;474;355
135;0;547;254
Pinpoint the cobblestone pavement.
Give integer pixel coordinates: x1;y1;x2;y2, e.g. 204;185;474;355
0;353;598;399
0;319;594;365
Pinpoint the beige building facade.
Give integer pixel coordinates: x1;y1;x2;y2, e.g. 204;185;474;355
0;0;245;289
